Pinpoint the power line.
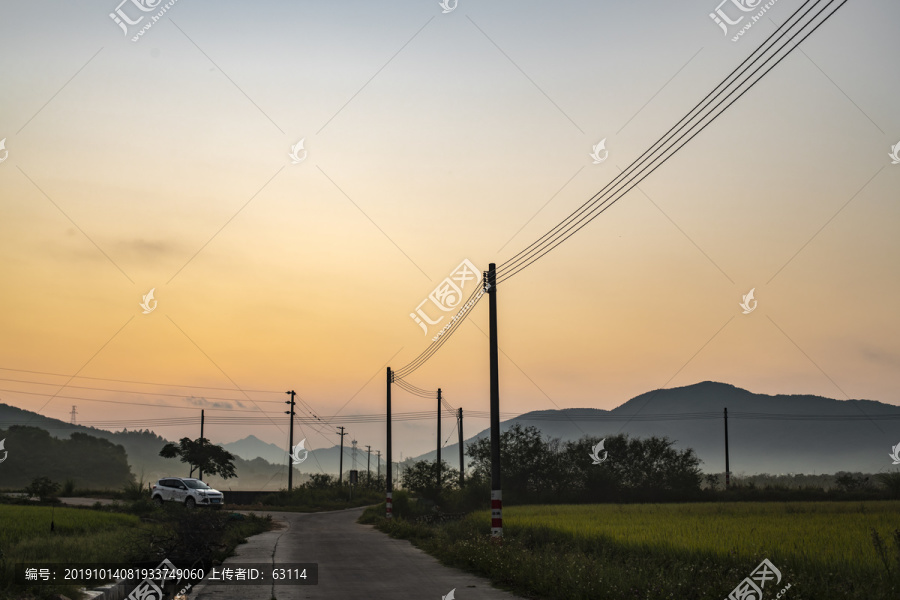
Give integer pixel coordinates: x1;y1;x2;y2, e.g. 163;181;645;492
496;0;847;284
391;0;848;379
0;377;287;403
0;366;283;393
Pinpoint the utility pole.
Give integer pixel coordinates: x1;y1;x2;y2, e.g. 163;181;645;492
198;409;205;481
337;426;347;485
437;387;442;497
458;407;464;488
366;445;372;485
724;407;730;489
285;391;296;492
69;405;77;425
386;367;393;519
376;450;382;481
486;263;502;537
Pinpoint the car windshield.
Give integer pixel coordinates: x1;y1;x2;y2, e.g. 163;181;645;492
183;480;210;489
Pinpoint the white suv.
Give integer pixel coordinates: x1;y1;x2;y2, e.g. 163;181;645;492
151;477;224;509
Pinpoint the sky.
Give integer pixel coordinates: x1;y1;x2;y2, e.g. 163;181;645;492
0;0;898;464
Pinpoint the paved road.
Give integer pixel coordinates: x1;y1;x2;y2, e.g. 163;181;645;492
193;507;522;600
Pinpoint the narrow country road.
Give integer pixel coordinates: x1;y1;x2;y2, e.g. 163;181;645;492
193;507;523;600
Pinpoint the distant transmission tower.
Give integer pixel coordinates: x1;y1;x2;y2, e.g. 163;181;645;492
351;439;358;471
69;405;77;425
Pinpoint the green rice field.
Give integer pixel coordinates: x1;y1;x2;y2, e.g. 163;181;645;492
372;501;900;599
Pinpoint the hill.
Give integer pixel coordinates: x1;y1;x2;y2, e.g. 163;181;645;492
0;426;132;489
411;381;900;475
0;404;358;490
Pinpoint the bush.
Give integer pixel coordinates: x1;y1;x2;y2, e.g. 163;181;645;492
876;472;900;498
400;460;459;502
25;477;60;501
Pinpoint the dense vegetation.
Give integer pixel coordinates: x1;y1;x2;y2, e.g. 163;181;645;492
362;501;900;599
0;496;272;600
0;426;133;489
252;472;386;511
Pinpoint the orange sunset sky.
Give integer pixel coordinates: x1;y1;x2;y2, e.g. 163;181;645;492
1;0;898;459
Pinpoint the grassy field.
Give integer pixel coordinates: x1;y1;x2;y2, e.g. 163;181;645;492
1;506;143;599
364;501;900;599
0;503;272;600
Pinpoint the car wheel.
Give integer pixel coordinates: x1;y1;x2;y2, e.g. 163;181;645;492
153;495;164;507
185;497;196;510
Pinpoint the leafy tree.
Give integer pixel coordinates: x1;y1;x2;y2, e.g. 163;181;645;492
467;426;703;502
596;434;703;495
875;472;900;498
25;476;60;501
835;472;870;492
401;460;459;502
466;424;565;499
303;473;337;489
159;437;236;480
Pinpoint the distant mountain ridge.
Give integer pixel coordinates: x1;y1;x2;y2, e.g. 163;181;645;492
411;381;900;475
3;382;899;485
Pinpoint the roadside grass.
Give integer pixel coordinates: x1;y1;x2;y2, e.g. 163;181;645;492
361;501;900;600
0;503;272;600
0;505;142;600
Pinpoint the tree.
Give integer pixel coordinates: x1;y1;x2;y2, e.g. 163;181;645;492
575;434;703;497
466;424;565;499
159;437;236;480
303;473;337;489
467;426;703;502
25;476;60;501
401;460;459;502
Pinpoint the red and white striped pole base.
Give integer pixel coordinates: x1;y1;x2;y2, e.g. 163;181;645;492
491;490;502;537
386;492;393;519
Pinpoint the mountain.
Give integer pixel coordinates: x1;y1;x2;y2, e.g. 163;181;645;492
4;381;898;488
219;435;386;477
0;404;361;491
410;382;900;475
220;435;286;465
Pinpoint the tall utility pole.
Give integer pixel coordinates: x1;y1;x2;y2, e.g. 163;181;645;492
198;409;205;480
366;445;372;485
337;426;347;485
285;391;296;492
376;450;382;481
458;407;464;488
486;263;503;537
386;367;393;519
436;387;442;496
69;406;77;425
724;407;730;489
